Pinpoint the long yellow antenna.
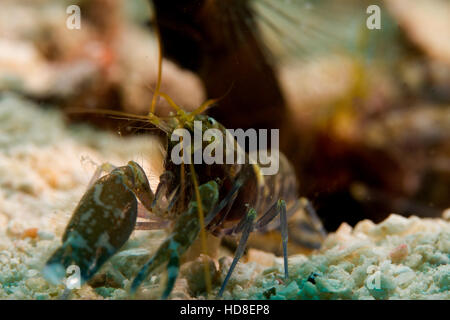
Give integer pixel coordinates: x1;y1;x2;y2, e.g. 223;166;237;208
66;107;169;132
190;98;219;117
157;92;186;115
189;82;234;118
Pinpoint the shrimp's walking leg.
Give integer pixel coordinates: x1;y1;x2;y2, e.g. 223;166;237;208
161;246;180;299
205;167;252;226
254;200;289;279
217;209;256;298
130;181;219;298
279;200;289;280
205;179;242;225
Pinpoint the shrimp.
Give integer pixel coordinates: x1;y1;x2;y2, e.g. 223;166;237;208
43;7;326;299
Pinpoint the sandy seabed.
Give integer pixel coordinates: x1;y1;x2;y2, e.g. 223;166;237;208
0;93;448;300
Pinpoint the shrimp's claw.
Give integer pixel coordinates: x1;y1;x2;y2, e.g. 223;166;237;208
130;180;219;298
43;161;153;286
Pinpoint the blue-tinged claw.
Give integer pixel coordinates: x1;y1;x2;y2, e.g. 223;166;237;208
43;162;152;286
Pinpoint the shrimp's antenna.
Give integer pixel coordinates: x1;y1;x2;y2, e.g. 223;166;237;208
190;98;219;117
157;92;186;115
190;82;235;117
65;107;170;133
147;21;188;121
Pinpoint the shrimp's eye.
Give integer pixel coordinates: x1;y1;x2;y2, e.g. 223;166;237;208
207;117;216;125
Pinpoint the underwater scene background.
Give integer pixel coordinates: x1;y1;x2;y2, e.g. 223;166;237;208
0;0;449;299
